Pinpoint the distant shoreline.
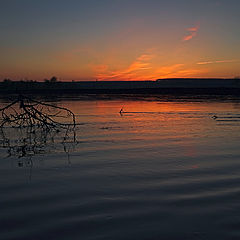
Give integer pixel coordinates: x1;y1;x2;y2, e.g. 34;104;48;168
1;78;240;95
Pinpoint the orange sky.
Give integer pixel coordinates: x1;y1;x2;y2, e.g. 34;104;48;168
1;1;240;81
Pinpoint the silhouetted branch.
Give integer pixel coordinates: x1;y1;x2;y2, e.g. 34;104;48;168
0;95;76;129
0;95;78;160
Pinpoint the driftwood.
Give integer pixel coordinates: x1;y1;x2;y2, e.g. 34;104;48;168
0;95;75;129
0;95;77;160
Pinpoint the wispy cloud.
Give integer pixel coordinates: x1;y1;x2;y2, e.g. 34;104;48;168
156;64;207;78
93;52;155;80
197;59;238;65
182;25;199;41
155;64;184;76
93;58;206;80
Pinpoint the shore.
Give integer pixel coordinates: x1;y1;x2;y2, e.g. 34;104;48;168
1;78;240;95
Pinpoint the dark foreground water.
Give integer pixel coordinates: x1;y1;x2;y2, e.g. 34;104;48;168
1;95;240;240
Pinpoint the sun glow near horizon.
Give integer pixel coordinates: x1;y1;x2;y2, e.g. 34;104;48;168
0;0;240;81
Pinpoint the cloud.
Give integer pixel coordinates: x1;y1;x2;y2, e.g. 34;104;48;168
92;47;210;80
155;64;207;78
93;52;155;80
187;27;198;32
197;59;238;65
182;25;199;42
93;54;208;80
155;64;184;76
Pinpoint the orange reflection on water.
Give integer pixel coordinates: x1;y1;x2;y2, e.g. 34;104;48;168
55;97;240;173
61;97;240;138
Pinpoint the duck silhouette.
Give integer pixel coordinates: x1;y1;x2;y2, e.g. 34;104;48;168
119;107;124;115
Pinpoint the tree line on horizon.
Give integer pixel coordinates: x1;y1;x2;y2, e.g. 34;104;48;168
2;76;240;83
2;76;59;83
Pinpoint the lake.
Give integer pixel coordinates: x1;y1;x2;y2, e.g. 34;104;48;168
1;94;240;240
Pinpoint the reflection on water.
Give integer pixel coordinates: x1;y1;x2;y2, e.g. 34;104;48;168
0;125;77;163
1;95;240;239
0;96;78;183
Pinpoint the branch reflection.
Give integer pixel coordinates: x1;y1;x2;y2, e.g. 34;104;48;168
0;96;78;171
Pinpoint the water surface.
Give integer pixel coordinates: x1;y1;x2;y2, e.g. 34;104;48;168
1;95;240;240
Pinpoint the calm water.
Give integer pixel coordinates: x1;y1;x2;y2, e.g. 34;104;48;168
1;95;240;240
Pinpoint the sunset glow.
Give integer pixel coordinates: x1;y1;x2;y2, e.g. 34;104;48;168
1;0;240;81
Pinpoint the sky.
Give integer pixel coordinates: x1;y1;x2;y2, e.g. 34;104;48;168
1;0;240;81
